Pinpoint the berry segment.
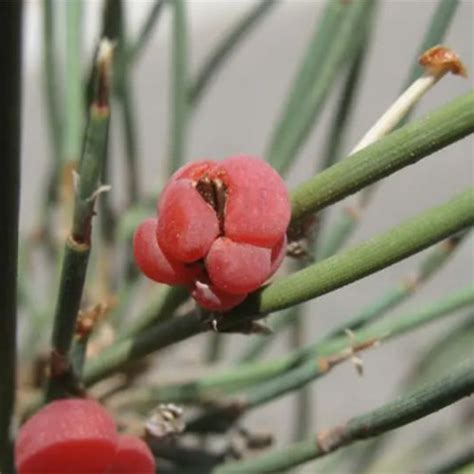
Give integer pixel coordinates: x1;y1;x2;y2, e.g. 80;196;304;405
134;155;290;311
15;399;155;474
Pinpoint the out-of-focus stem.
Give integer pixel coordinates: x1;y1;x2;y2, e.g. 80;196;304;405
168;0;188;174
214;357;474;473
0;1;22;469
189;0;278;107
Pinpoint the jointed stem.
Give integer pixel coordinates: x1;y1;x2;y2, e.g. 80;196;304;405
214;357;474;473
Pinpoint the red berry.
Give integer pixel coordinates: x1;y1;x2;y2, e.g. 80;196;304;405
134;218;202;285
205;237;272;294
136;155;290;311
108;435;155;474
213;156;290;248
191;280;247;311
15;399;118;474
157;179;220;262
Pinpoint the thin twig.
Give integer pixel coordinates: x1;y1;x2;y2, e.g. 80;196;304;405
214;357;474;473
189;0;278;107
46;41;114;401
0;1;22;469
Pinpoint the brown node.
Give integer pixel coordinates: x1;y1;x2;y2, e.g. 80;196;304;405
419;45;468;77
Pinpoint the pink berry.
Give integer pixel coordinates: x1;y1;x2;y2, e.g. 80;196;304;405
191;280;247;311
108;435;155;474
134;218;202;285
135;155;290;311
157;179;220;262
205;237;272;294
212;156;290;248
15;399;118;474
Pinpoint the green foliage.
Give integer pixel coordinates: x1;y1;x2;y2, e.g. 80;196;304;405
3;0;473;472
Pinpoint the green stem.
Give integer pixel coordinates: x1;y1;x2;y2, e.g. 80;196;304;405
290;91;474;225
214;357;474;473
83;311;206;386
117;285;189;341
47;44;113;400
65;0;84;165
266;0;375;174
119;285;474;413
128;0;166;63
318;0;460;259
168;0;188;173
189;0;278;107
0;1;22;469
431;448;474;474
322;230;470;340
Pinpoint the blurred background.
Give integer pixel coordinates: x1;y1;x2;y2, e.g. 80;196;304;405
20;0;473;470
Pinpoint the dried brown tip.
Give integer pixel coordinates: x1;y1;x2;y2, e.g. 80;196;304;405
419;45;468;78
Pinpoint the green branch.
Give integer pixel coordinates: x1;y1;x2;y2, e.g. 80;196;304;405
128;0;166;63
0;1;22;469
317;0;461;259
189;0;278;106
214;357;474;473
47;42;113;400
168;0;188;173
83;311;206;386
290;91;474;224
187;285;474;432
266;0;374;174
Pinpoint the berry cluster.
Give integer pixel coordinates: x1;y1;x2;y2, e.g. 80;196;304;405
134;156;290;311
16;399;155;474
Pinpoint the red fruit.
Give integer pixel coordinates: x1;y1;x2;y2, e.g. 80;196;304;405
108;435;155;474
205;237;272;294
213;156;290;248
191;280;247;311
15;399;118;474
157;179;220;262
136;155;290;311
134;218;202;285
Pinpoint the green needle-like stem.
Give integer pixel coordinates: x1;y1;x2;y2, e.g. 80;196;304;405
266;0;374;174
0;1;22;469
214;357;474;473
168;0;189;173
47;42;113;401
290;91;474;224
189;0;278;107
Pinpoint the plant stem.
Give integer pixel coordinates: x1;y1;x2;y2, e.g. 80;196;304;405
323;230;470;340
431;448;474;474
128;0;166;63
188;285;474;434
47;41;113;401
214;357;474;473
266;0;375;174
318;0;461;259
115;285;474;413
289;91;474;224
0;1;22;469
64;0;84;165
117;284;189;341
168;0;188;174
83;310;205;386
189;0;278;107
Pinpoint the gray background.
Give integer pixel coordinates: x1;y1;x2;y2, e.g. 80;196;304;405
21;0;474;471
